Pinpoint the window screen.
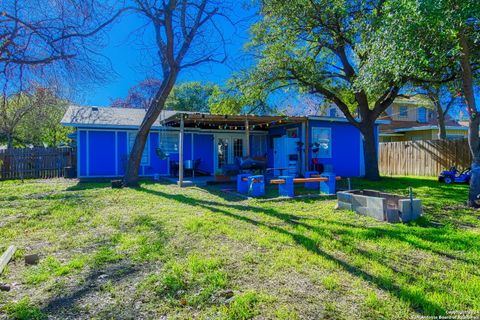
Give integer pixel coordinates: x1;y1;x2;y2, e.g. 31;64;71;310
159;131;179;154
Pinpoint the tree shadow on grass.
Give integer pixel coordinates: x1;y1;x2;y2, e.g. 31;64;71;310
42;262;140;317
134;186;447;315
65;181;112;191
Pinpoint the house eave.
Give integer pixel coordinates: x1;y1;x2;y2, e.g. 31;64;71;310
391;125;468;133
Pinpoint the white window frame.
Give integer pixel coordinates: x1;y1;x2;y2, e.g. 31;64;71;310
128;131;150;166
312;127;332;158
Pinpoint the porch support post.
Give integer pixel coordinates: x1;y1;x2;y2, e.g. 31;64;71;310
178;114;184;187
245;117;250;158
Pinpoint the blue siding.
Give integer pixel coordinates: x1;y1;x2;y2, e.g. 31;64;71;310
144;132;169;175
193;134;214;174
79;130;87;177
117;132;127;175
308;120;362;177
75;121;373;179
89;131;116;176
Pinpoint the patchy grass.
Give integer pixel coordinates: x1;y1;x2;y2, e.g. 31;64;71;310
0;177;479;319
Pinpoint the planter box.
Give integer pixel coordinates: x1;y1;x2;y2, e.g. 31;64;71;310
336;190;422;223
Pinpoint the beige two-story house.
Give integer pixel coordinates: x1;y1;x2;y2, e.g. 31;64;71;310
321;96;467;142
379;96;467;142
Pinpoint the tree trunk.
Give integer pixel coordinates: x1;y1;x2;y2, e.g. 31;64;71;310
6;132;13;149
360;123;380;180
437;108;447;140
124;71;178;187
458;32;480;207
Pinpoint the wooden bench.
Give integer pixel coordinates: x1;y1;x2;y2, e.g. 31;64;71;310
270;175;341;197
241;177;263;183
270;176;341;184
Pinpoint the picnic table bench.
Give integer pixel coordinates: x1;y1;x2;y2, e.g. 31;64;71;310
236;171;340;198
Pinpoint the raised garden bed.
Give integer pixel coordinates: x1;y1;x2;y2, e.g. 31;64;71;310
336;190;422;223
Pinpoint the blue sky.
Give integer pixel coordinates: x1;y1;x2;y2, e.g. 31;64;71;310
81;6;256;107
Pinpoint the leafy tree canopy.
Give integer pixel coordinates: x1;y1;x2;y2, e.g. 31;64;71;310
0;88;72;148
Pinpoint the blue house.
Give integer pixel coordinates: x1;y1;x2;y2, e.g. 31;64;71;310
61;106;384;180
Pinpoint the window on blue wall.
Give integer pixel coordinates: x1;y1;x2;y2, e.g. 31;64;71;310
159;131;179;154
128;132;150;165
312;127;331;158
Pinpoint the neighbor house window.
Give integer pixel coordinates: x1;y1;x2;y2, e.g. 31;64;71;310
417;107;427;123
159;131;179;154
329;108;337;117
399;106;408;118
312;127;331;158
128;131;150;165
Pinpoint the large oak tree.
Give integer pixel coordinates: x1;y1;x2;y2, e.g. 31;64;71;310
240;0;457;179
123;0;228;186
362;0;480;206
238;0;402;179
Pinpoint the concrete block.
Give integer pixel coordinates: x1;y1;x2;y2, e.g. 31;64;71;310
386;209;401;223
336;201;352;211
351;194;367;211
399;199;422;222
337;191;353;203
355;206;368;216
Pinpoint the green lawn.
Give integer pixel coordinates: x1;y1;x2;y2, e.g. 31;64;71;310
0;177;479;319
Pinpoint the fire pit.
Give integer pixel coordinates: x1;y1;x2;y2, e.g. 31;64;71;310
336;190;422;223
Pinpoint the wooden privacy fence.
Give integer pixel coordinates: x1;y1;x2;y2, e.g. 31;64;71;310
379;139;471;177
0;147;76;180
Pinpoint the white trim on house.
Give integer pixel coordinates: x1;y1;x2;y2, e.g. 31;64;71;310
391;125;468;133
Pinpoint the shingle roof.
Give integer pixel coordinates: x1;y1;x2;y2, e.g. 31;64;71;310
61;105;177;128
